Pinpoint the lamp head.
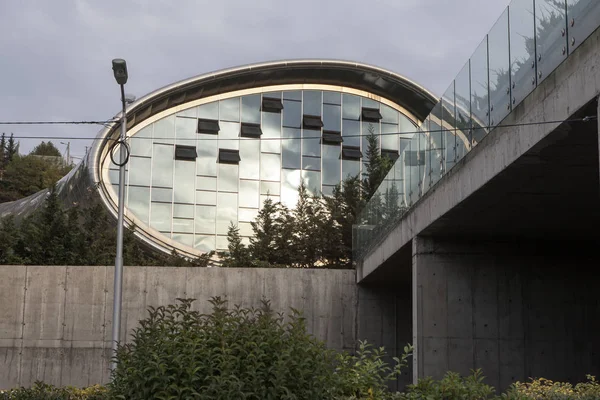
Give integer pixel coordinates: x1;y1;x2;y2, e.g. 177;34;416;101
111;59;128;85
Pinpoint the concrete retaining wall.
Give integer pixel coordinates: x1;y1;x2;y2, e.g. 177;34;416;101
0;266;357;389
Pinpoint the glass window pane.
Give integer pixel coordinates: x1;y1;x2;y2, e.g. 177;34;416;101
129;157;151;186
260;153;281;181
301;170;321;195
510;0;536;107
153;115;174;144
151;144;174;187
282;128;301;169
239;207;259;222
283;100;302;128
173;218;194;234
323;91;341;105
261;112;281;154
567;0;600;52
322;185;335;196
362;98;379;109
172;233;193;247
281;169;301;208
175;116;197;145
196;176;216;191
342;94;360;120
195;235;215;252
196;190;216;205
219;121;239;151
195;205;216;234
362;121;380;156
380;104;398;124
216;192;237;235
302;156;321;171
128;186;150;225
216;236;228;251
283;90;301;101
471;36;490;144
260;194;280;206
322;145;340;185
260;181;280;196
536;0;567;82
196;133;217;176
302;129;321;157
263;91;281;99
151;187;172;202
173;203;194;218
488;8;511;127
198;102;219;119
218;163;238;192
303;91;322;116
323;104;341;132
219;98;240;122
241;95;261;124
130;126;152;157
239;138;260;180
150;202;171;232
238;222;253;237
177;107;196;118
342;160;359;179
455;61;472;159
381;124;399;150
342;119;360;147
239;180;259;208
173;160;195;203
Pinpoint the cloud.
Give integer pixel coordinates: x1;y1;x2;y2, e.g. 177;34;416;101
0;0;510;157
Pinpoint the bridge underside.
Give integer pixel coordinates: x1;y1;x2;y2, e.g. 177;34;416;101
357;29;600;392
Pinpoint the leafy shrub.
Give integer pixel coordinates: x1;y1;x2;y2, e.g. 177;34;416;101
502;375;600;400
0;382;106;400
394;369;496;400
108;297;411;400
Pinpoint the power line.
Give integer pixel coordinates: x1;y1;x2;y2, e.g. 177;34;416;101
0;120;118;126
0;115;594;142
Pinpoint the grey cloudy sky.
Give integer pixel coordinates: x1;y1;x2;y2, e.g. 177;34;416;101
0;0;509;158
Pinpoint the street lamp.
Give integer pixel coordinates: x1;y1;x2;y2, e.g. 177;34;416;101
110;58;129;373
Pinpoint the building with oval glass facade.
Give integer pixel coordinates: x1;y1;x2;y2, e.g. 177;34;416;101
0;60;437;259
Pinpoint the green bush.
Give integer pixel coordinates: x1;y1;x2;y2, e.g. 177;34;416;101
502;375;600;400
108;297;411;400
0;382;106;400
394;369;496;400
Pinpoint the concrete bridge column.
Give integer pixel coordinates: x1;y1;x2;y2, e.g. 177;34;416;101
412;235;600;392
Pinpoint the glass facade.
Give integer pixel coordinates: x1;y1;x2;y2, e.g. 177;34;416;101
115;89;416;253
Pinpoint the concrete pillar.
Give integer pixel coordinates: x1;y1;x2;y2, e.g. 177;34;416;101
412;235;600;392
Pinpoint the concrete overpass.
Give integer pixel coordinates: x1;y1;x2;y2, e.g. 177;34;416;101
355;16;600;392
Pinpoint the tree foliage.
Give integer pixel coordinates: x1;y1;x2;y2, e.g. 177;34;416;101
30;141;62;157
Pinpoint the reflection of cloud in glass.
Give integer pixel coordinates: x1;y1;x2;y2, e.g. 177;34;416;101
281;169;301;208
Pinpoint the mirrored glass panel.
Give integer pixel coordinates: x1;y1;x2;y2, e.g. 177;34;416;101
173;219;194;234
380;104;399;124
128;186;150;224
381;123;398;150
239;207;259;222
283;90;302;101
260;153;281;181
219;121;239;151
303;91;322;116
323;104;341;132
196;190;216;205
342;119;360;147
130;126;152;157
216;192;238;235
342;94;360;120
282;128;301;169
302;129;321;157
151;187;172;203
173;203;194;218
260;181;280;196
195;235;216;252
342;160;360;179
239;138;260;180
281;169;301;208
198;102;219;120
175;116;197;145
241;95;261;124
196;176;216;191
302;156;320;171
323;91;341;105
195;205;216;234
239;180;259;208
173;160;195;204
283;100;302;128
173;233;193;247
219;98;240;122
488;8;511;127
151;144;174;187
301;170;321;195
470;36;490;144
510;0;536;106
196;133;218;176
362;98;379;110
129;157;151;186
261;112;281;154
153;115;175;144
322;145;341;185
218;163;239;192
150;202;172;232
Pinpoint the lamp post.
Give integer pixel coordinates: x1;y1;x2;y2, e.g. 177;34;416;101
110;58;129;373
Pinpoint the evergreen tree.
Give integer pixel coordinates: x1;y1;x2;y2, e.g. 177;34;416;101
221;222;251;267
0;216;22;264
6;134;18;163
362;124;393;199
31;141;62;157
0;133;6;171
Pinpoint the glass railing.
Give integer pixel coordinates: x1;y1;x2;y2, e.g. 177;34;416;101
352;0;600;261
